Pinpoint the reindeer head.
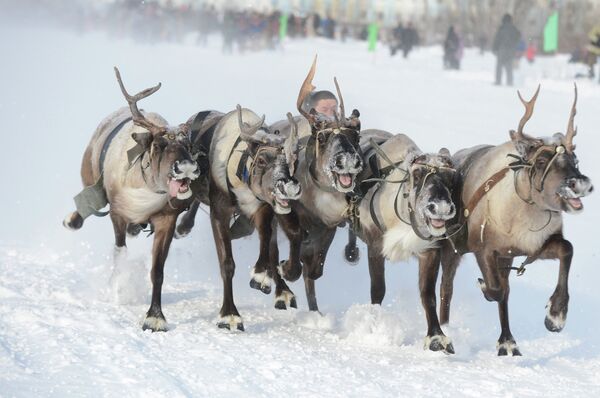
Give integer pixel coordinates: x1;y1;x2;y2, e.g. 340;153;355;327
237;106;301;215
297;56;363;193
509;84;593;214
115;67;200;200
403;148;457;237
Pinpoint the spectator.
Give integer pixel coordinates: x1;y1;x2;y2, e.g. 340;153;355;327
492;13;521;86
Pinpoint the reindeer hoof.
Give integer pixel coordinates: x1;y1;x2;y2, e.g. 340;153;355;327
142;315;169;332
497;340;521;356
217;315;244;332
424;335;455;355
277;260;302;282
344;244;360;264
127;223;145;238
63;212;83;231
544;301;566;332
274;291;297;310
249;270;272;295
174;223;192;239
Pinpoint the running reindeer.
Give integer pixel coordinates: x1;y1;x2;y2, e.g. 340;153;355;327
63;67;201;332
344;131;459;354
430;84;593;355
273;56;364;312
208;105;302;330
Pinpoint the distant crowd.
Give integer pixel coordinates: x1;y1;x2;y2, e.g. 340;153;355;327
8;0;600;84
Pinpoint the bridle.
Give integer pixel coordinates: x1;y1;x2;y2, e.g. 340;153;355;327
306;125;361;193
509;144;569;205
364;140;458;242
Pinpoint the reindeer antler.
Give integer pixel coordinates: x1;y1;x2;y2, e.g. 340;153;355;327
284;113;299;176
114;67;165;135
565;83;578;153
297;55;317;123
236;105;284;147
333;77;346;124
513;84;541;141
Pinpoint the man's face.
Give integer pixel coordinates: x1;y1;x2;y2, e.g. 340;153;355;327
313;98;338;118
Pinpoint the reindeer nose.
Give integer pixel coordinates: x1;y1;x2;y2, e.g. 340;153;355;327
174;160;198;175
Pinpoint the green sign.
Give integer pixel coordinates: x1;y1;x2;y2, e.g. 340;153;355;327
543;11;559;53
368;23;378;52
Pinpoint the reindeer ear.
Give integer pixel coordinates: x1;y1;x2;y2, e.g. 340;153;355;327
131;132;153;149
128;132;153;165
438;147;451;157
509;129;542;159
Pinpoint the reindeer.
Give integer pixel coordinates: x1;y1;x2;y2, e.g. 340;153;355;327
427;85;593;356
208;105;302;330
63;68;201;332
341;130;459;354
271;57;364;312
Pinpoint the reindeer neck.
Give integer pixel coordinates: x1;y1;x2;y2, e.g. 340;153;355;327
297;151;348;227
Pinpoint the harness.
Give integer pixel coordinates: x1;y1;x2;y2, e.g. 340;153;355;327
225;132;282;205
361;139;460;243
462;144;567;275
463;144;566;218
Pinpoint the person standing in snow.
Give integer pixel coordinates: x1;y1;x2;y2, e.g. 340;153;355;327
586;24;600;82
443;26;462;70
400;22;419;58
492;13;521;86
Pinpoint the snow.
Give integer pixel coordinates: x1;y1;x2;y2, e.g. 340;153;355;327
1;24;600;397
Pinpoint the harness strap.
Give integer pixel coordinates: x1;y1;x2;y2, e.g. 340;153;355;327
369;183;386;232
463;167;511;218
100;116;132;174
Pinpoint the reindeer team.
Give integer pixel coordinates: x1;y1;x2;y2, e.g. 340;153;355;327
64;59;593;356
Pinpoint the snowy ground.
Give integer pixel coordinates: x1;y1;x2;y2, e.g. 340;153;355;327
1;23;600;397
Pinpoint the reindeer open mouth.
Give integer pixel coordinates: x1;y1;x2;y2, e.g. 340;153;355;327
168;160;200;200
168;177;192;199
271;179;301;215
422;201;456;236
333;172;354;190
558;177;593;213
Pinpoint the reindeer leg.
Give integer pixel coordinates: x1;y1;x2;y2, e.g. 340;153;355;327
344;228;360;264
276;211;303;282
270;220;297;310
367;246;386;305
175;199;200;239
209;190;243;331
419;248;454;354
302;263;319;312
475;250;505;303
249;204;274;295
534;234;573;333
142;213;177;332
495;257;520;356
439;243;461;325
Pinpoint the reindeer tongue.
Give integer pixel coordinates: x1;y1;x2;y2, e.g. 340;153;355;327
168;179;183;198
430;219;446;228
338;174;352;187
568;198;582;209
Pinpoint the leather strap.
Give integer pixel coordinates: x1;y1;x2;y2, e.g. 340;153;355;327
463;167;511;218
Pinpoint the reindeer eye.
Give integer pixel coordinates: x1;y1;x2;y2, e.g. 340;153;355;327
536;157;547;168
256;157;267;168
